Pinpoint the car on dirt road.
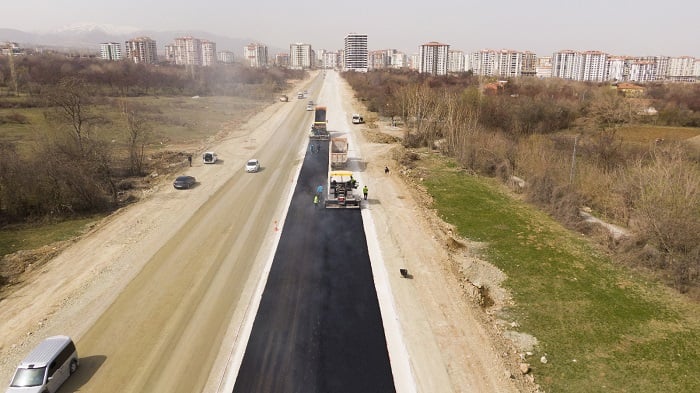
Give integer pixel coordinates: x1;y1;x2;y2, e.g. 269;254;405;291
245;159;260;173
202;151;218;164
173;175;196;189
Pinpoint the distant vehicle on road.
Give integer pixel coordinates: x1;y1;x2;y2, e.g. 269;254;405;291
173;175;196;189
279;95;289;102
6;335;78;393
352;114;364;124
297;92;304;99
246;159;260;173
202;151;218;164
306;104;314;111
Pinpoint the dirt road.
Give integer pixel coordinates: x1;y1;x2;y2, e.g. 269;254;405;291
0;71;530;392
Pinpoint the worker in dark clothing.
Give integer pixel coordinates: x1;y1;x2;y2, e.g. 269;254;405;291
363;185;368;200
384;166;390;175
188;155;192;166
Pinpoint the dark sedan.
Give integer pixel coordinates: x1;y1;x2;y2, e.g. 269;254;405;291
173;175;196;189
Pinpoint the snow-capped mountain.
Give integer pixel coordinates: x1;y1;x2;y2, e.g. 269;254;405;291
51;23;141;36
0;26;271;53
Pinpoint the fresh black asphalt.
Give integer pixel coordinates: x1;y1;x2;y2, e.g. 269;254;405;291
233;141;396;393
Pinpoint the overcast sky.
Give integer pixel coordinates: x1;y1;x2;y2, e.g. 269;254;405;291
3;0;699;57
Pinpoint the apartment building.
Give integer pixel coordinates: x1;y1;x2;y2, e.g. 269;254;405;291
419;42;449;75
217;50;235;64
581;51;608;82
124;37;157;64
390;50;407;69
201;40;216;66
321;51;339;69
174;37;202;66
244;43;268;68
535;56;552;78
448;50;465;73
522;51;537;77
290;43;313;70
369;50;390;70
667;56;696;82
100;42;122;61
496;49;523;78
469;50;497;76
275;53;289;67
344;33;368;72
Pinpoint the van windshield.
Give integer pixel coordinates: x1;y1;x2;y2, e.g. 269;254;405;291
11;367;46;387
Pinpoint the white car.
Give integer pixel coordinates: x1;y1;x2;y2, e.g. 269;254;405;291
245;159;260;172
202;151;218;164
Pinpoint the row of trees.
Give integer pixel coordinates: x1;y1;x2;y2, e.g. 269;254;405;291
0;54;305;100
0;55;303;223
344;70;700;292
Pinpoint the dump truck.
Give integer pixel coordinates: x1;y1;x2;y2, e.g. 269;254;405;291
330;137;348;169
325;170;360;208
309;106;330;140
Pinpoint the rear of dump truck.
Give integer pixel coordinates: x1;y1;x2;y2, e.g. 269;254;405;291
310;106;330;140
330;137;348;169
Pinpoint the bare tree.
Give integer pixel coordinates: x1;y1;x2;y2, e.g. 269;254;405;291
120;100;151;176
45;77;99;153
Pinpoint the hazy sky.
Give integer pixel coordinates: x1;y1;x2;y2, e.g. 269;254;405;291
4;0;699;57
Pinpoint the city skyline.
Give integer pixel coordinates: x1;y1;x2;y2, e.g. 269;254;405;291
2;0;699;58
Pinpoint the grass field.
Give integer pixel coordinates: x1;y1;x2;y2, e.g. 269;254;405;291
0;95;264;155
418;152;700;392
0;217;101;258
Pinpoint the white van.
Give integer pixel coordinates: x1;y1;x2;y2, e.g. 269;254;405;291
6;336;78;393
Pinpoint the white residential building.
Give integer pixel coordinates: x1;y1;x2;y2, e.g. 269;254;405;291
606;57;628;81
100;42;122;61
581;51;608;82
628;61;657;82
217;50;235;64
124;37;157;64
469;50;497;76
419;42;449;75
173;37;202;66
390;50;407;69
201;40;216;66
552;50;582;80
290;42;313;69
321;51;339;69
344;33;368;72
244;43;268;68
496;49;523;78
667;56;696;82
448;50;465;73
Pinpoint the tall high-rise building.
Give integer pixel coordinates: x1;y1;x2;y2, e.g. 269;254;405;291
124;37;157;64
344;33;368;72
244;43;268;68
201;40;216;66
100;42;122;61
217;50;235;64
290;43;313;69
580;51;608;82
174;37;203;66
448;50;465;73
419;42;449;75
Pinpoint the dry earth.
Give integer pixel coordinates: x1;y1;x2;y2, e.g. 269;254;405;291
0;71;537;392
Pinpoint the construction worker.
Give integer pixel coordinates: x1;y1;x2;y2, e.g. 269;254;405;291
316;185;324;195
313;194;319;207
363;185;368;200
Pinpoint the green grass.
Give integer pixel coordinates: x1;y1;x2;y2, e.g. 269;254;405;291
420;152;700;392
0;216;101;257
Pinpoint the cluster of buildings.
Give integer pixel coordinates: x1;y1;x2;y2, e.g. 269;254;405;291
4;33;699;83
99;36;235;66
243;35;700;83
